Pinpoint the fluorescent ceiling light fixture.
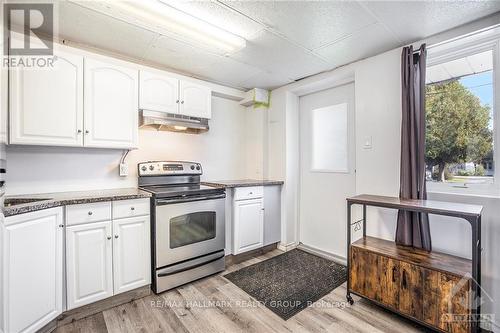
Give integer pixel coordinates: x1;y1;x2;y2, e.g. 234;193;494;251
74;0;246;53
173;125;188;131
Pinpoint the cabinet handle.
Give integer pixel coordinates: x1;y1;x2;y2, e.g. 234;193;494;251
77;129;82;134
88;211;93;216
107;236;112;240
176;100;179;104
130;207;135;211
181;100;184;104
85;130;89;134
58;224;64;228
115;235;119;239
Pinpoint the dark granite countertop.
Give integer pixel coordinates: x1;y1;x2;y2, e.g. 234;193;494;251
202;179;284;188
2;188;152;217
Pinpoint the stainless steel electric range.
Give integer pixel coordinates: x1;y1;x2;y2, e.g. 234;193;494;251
138;161;226;294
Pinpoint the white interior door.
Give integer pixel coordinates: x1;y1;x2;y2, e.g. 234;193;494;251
299;83;356;259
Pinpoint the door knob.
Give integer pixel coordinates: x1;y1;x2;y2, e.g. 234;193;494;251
107;236;112;240
88;211;93;216
115;235;119;239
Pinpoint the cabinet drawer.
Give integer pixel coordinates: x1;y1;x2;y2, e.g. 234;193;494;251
113;198;150;219
66;202;111;225
234;186;263;200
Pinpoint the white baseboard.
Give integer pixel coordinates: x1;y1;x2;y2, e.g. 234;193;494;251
277;242;298;252
297;243;347;266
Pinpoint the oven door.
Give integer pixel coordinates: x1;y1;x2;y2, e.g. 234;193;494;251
154;194;225;268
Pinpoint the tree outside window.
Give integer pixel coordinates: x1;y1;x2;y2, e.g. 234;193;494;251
425;50;494;186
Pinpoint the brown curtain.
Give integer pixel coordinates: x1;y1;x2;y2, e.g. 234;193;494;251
396;44;432;251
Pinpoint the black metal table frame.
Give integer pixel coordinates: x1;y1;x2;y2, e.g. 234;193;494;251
346;199;482;333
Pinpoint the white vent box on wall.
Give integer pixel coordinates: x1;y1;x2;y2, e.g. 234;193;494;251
239;88;270;108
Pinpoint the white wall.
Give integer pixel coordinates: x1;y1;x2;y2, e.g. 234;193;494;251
5;97;264;195
267;15;500;331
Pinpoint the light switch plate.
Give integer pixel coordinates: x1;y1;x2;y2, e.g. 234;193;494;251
363;136;372;149
119;163;128;177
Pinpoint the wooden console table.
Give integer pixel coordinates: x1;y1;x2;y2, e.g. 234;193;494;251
346;194;483;333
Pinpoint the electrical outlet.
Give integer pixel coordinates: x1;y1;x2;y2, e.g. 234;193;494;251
119;163;129;177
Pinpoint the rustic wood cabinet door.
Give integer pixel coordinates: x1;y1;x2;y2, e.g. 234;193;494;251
399;261;424;319
378;255;400;309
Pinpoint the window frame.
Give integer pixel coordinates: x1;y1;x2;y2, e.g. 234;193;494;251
425;34;500;195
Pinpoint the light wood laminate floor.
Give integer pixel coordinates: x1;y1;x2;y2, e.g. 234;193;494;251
56;249;427;333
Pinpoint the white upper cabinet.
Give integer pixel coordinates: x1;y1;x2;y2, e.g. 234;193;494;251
9;49;84;146
139;70;179;114
180;81;212;119
1;208;63;333
84;57;139;149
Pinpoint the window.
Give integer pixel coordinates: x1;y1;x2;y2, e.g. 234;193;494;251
311;103;348;172
425;45;497;191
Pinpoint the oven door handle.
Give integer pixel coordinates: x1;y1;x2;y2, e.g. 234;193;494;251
157;251;225;277
156;193;226;205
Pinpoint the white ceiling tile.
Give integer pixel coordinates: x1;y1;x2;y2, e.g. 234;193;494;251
238;70;294;90
57;2;157;60
142;35;222;75
161;0;264;40
222;1;377;50
231;30;331;81
194;57;261;88
315;23;400;67
360;1;500;44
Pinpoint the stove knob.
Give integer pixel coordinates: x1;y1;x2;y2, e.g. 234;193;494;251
149;165;155;171
190;165;195;170
196;165;201;170
141;166;147;171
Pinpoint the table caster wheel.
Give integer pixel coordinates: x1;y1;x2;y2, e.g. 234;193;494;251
346;294;354;305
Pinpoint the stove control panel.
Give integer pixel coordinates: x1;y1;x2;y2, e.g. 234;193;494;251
138;161;202;176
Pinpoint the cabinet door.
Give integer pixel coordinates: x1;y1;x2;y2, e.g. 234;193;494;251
9;49;84;146
233;198;264;254
139;70;179;113
66;221;113;310
112;215;151;294
179;81;211;119
84;57;138;149
2;208;63;333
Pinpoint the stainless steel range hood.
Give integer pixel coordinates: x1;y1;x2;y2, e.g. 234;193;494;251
139;110;209;134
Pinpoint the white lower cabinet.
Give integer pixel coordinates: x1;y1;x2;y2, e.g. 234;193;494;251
231;185;282;255
66;221;113;310
233;196;264;255
112;216;151;294
1;208;64;333
65;200;150;310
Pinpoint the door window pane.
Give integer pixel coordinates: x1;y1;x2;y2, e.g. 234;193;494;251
311;103;348;172
170;211;216;249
